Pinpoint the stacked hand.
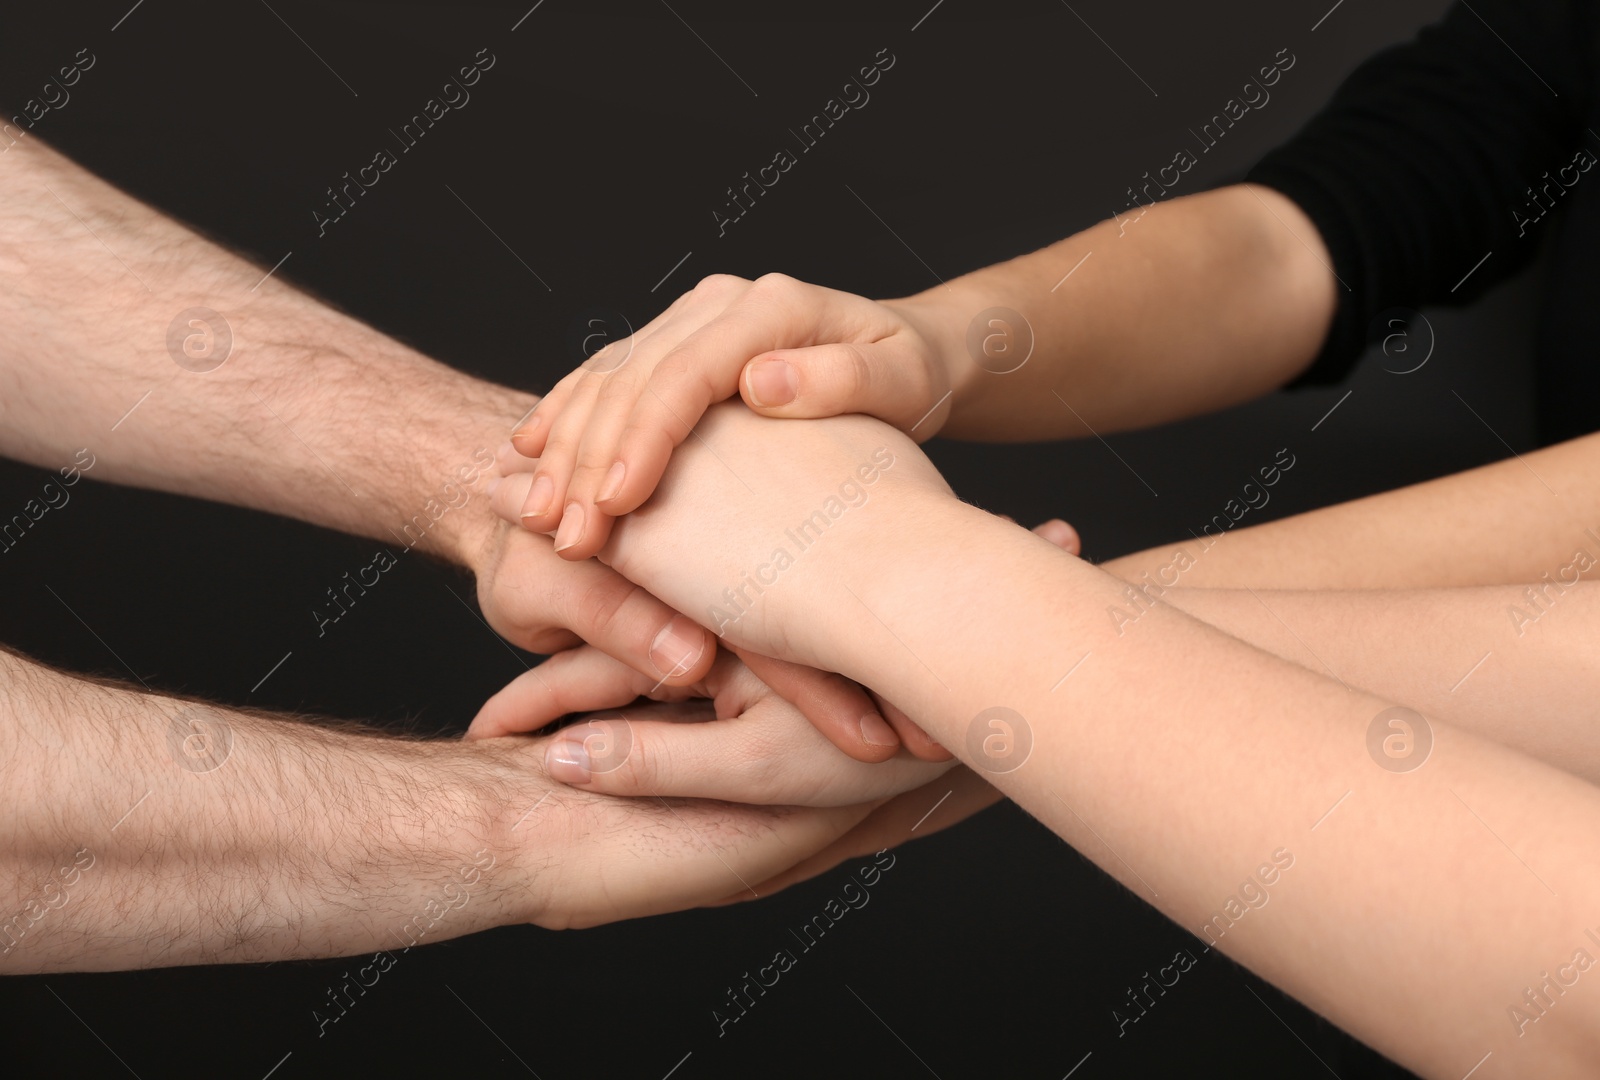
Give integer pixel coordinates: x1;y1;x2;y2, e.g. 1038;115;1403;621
469;274;1084;910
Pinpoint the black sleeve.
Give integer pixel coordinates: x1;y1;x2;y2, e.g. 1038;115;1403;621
1246;0;1595;385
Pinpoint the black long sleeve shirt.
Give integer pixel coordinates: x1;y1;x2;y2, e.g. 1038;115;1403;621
1246;0;1599;441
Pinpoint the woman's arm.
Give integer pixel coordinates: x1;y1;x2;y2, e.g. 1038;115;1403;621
1103;430;1600;590
1155;584;1600;783
596;404;1600;1077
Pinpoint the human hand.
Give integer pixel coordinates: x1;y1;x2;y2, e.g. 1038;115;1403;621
508;273;960;561
487;444;947;761
709;765;1003;904
467;646;955;803
466;514;716;687
489;402;977;677
476;735;876;930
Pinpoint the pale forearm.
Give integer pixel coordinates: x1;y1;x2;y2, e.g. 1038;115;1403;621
1103;431;1600;590
810;505;1600;1075
0;137;533;564
0;649;533;972
1156;584;1600;782
890;184;1336;440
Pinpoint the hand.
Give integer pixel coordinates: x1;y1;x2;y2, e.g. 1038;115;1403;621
478;736;877;930
710;766;1004;904
465;513;716;687
489;402;992;677
508;273;959;561
487;443;941;761
467;647;955;803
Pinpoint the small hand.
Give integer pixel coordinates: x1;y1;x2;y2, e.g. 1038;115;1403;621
508;273;958;561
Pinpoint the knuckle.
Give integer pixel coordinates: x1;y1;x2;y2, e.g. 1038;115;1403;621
693;273;748;302
594;363;644;405
652;350;718;413
838;343;874;399
618;728;662;788
571;577;645;645
752;271;799;295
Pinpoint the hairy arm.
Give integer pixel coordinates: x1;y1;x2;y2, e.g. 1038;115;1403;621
0;138;529;563
0;645;874;972
0;133;740;689
0;647;532;972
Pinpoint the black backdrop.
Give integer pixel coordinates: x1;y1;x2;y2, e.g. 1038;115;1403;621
0;1;1549;1077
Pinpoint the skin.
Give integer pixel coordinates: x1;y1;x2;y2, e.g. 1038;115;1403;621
512;183;1335;555
0;136;921;968
498;401;1600;1078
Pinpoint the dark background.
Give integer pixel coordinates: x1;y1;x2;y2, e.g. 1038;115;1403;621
0;1;1546;1076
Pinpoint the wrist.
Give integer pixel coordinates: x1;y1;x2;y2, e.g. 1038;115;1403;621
881;293;978;431
794;488;982;679
451;740;557;928
366;385;537;570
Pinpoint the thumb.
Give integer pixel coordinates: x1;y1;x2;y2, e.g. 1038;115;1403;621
740;340;947;436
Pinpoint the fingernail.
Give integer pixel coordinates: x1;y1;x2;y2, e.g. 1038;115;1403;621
510;416;543;454
516;412;543;439
597;460;627;504
546;736;591;784
746;359;797;407
552;502;585;552
859;712;898;747
650;616;706;679
521;474;554;519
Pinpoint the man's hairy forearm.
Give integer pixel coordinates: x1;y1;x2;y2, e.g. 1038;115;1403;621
0;648;537;971
0;137;534;564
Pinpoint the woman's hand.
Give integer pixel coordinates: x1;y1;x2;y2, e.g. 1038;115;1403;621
490;403;963;672
509;273;959;561
468;647;955;804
